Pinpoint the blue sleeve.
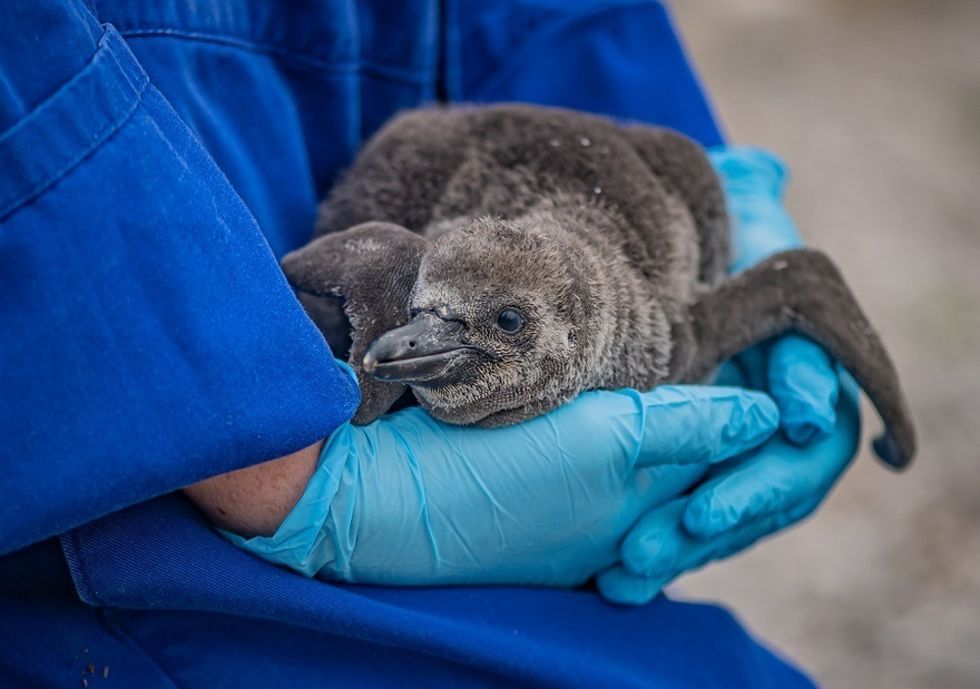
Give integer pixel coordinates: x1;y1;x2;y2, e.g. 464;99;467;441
0;3;359;555
445;0;725;146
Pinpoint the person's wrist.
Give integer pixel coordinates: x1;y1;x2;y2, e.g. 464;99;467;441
708;145;802;272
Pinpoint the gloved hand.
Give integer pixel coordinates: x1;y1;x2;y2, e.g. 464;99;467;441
596;147;861;604
713;146;840;444
597;373;860;603
226;375;780;587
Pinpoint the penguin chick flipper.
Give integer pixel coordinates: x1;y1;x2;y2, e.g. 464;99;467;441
281;222;429;424
683;249;916;470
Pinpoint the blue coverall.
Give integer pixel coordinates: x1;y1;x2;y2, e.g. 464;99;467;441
0;1;816;686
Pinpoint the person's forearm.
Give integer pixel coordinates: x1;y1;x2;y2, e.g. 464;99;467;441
0;11;357;556
183;440;323;538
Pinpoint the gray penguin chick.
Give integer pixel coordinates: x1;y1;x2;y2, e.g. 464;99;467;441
282;104;915;470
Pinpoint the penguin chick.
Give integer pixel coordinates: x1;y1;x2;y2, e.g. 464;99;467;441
361;211;673;428
282;104;916;469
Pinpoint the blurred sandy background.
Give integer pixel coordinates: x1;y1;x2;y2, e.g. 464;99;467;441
669;1;980;687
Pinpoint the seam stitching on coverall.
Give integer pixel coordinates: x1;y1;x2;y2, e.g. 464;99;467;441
119;28;432;85
0;29;150;221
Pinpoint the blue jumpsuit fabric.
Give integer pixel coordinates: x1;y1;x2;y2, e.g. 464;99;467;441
0;1;813;686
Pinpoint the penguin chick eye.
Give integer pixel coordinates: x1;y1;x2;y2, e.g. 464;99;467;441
495;308;525;333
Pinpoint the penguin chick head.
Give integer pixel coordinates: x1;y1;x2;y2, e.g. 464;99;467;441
362;217;601;426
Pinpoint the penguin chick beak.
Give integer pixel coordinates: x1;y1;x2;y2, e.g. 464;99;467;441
363;311;484;384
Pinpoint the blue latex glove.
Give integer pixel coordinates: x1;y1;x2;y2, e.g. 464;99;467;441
713;146;840;443
596;147;860;605
597;373;860;603
227;371;780;587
